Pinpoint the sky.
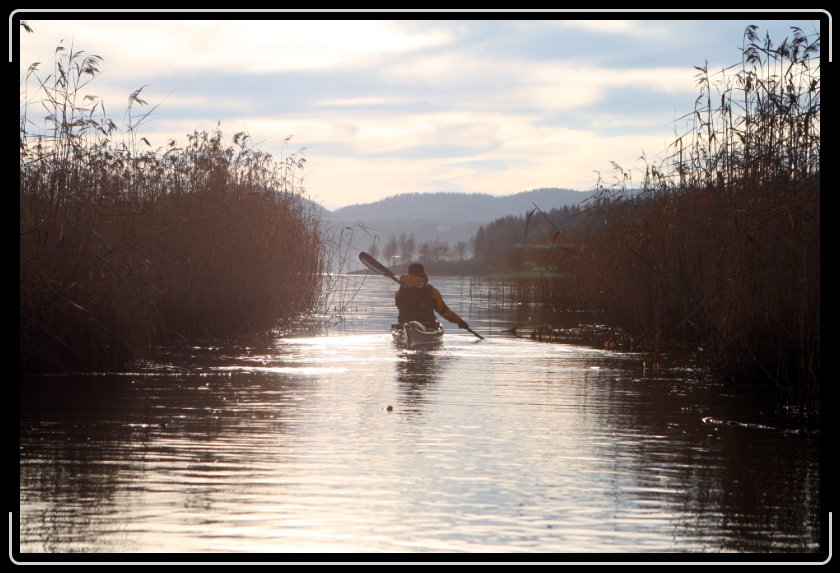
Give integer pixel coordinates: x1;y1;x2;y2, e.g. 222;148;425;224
15;11;824;210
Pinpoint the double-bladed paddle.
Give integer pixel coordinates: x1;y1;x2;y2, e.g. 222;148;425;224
359;252;485;340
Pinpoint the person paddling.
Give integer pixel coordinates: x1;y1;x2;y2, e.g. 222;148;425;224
395;263;470;331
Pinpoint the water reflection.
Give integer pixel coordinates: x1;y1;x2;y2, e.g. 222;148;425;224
577;370;822;553
395;348;445;417
18;277;823;556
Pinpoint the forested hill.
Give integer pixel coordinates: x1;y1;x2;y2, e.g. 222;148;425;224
329;188;595;224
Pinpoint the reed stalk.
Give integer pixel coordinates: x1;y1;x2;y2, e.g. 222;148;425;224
20;40;325;373
575;25;820;415
475;26;820;417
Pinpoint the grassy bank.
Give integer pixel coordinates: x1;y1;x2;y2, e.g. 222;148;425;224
20;44;324;374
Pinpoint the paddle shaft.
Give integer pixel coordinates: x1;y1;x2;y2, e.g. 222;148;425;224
359;251;484;340
467;327;485;340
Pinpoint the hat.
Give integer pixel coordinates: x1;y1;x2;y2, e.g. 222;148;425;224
408;263;427;277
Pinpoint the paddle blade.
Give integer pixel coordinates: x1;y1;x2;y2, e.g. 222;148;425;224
359;252;399;282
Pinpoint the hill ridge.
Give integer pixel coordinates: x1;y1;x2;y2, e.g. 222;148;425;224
329;187;594;224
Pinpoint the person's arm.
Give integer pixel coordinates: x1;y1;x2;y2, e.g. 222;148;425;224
432;289;468;328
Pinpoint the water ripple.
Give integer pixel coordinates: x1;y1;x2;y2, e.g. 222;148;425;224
19;278;821;555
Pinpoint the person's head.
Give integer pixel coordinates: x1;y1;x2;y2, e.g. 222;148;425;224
408;263;427;278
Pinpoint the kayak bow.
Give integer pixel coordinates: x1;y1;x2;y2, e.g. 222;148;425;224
391;321;444;348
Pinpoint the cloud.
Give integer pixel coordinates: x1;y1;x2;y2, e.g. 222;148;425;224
19;19;454;78
300;114;678;209
314;96;415;109
550;19;670;39
17;17;821;209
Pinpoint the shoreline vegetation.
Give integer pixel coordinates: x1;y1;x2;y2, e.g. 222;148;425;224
455;25;819;418
357;26;820;419
21;26;819;420
20;38;325;374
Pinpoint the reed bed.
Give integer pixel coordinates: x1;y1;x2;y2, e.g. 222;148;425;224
573;26;820;415
474;26;820;416
20;43;325;373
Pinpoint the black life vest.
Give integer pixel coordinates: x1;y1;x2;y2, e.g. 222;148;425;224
397;284;435;324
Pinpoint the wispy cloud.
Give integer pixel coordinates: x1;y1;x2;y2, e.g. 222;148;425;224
549;19;676;39
17;16;821;209
19;20;454;77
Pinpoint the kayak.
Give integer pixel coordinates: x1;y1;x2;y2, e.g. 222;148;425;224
391;321;444;347
358;251;484;343
391;321;444;348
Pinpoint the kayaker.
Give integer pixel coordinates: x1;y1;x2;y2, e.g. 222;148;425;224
395;263;470;331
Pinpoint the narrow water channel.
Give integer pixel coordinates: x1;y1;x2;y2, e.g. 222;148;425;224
18;276;822;556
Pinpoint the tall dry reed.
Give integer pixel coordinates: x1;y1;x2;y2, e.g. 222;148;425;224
20;40;325;373
572;26;820;415
474;26;820;416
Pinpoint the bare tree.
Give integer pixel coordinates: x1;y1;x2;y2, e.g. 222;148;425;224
401;233;416;264
384;235;398;267
418;241;432;263
454;241;468;261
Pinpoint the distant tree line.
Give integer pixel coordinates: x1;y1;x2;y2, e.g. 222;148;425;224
471;205;582;273
365;205;582;275
371;233;471;267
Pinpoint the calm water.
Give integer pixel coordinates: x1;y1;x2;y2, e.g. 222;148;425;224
18;276;823;557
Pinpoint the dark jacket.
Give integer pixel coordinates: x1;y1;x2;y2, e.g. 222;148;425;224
395;274;464;325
